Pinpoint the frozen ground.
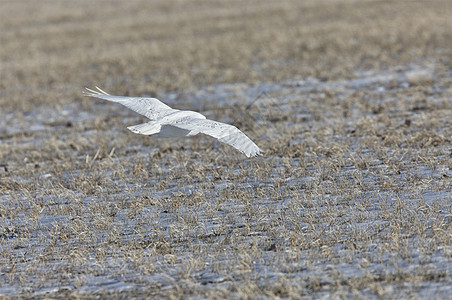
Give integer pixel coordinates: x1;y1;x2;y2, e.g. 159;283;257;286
1;64;451;299
1;0;451;298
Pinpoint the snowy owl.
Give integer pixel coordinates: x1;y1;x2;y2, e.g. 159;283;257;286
84;87;262;157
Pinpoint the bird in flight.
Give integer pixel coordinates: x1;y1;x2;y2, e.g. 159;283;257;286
84;87;262;157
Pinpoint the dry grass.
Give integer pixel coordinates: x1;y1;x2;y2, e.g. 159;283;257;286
1;0;452;298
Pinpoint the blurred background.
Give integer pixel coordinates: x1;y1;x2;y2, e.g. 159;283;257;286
2;0;450;109
1;1;451;298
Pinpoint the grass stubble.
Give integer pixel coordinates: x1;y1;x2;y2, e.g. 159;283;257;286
0;0;451;298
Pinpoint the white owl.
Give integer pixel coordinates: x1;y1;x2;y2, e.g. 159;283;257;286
84;87;262;157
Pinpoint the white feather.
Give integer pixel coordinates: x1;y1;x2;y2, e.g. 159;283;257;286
84;87;262;157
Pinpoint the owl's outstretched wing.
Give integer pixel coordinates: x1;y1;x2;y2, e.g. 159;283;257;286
169;118;262;157
84;87;175;120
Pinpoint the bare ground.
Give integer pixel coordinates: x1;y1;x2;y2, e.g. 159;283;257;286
1;0;452;299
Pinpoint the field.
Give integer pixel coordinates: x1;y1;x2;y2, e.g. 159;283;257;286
1;0;452;298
